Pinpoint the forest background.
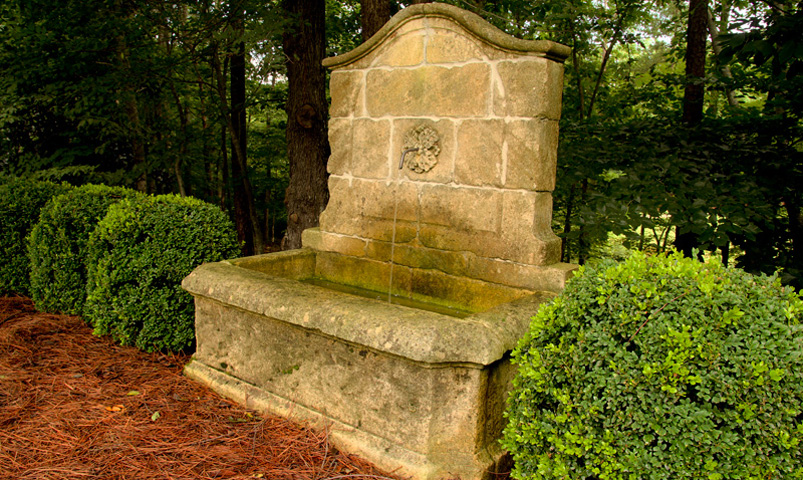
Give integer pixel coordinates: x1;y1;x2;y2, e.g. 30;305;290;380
0;0;801;288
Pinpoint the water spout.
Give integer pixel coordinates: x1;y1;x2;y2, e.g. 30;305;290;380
398;147;418;170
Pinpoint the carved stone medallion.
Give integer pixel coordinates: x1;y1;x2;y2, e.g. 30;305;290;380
402;125;440;173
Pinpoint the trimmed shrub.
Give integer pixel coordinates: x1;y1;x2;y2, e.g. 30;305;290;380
0;178;72;295
27;184;141;315
502;251;803;480
84;194;239;352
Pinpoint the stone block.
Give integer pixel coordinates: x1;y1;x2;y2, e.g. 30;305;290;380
454;119;504;187
329;70;364;118
409;269;530;312
361;179;418;223
359;218;418;244
420;185;500;233
418;225;499;259
499;190;562;265
351;119;391;179
191;298;435;451
466;255;577;293
425;27;488;64
370;32;425;67
365;241;470;277
327;119;352;175
493;59;563;120
301;227;323;251
315;251;412;297
504;119;559;191
390;118;456;184
365;64;490;117
422;17;524;62
315;232;368;257
230;249;316;280
318;176;364;237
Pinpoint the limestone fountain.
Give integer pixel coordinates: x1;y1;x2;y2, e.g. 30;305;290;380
182;4;575;479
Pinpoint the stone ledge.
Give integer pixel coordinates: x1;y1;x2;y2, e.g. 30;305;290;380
181;256;555;366
322;3;570;69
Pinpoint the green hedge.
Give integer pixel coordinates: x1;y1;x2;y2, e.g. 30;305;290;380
502;251;803;479
27;184;141;315
84;194;239;352
0;178;72;295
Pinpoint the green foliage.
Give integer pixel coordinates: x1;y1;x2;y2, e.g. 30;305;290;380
503;251;803;479
27;184;141;315
0;177;72;295
556;115;793;258
84;194;239;352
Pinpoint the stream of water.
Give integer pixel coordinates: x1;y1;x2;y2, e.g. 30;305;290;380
388;179;400;304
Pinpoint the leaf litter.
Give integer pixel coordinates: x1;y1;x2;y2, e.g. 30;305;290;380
0;295;405;480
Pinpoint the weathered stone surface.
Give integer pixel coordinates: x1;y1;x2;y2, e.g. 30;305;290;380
361;178;418;223
351;119;392;179
317;176;363;237
315;232;368;257
366;240;470;277
504;119;559;191
327;119;352;175
417;225;496;258
425;27;489;64
409;268;531;312
454;119;504;187
365;64;490;117
466;255;576;293
493;59;563;119
361;218;418;243
314;251;412;298
230;248;316;280
329;70;364;118
183;250;561;480
420;185;500;232
370;32;425;67
498;190;562;265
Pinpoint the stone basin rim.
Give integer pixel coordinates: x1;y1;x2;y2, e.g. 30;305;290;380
181;253;555;366
322;2;571;69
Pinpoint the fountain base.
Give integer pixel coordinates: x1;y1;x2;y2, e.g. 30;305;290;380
182;249;564;480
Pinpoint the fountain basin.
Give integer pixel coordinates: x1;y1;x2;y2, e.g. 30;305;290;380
182;247;559;480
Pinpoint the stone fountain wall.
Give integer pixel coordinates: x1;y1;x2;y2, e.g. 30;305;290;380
183;5;576;480
303;3;575;296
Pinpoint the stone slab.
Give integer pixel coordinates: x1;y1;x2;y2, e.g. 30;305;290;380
365;64;490;117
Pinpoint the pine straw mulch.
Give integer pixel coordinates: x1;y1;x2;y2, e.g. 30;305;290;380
0;295;405;480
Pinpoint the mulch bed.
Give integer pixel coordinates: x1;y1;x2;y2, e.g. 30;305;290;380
0;295;404;480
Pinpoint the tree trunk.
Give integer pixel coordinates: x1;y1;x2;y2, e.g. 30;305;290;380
208;7;263;256
683;0;708;125
281;0;330;250
707;6;738;107
361;0;390;42
230;25;259;255
676;0;708;257
219;120;228;212
116;37;148;193
784;197;803;267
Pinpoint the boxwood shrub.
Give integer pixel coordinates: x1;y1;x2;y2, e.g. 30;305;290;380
84;194;239;352
27;184;142;315
502;251;803;480
0;178;72;295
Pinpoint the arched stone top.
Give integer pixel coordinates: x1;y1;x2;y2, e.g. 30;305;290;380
322;2;571;69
